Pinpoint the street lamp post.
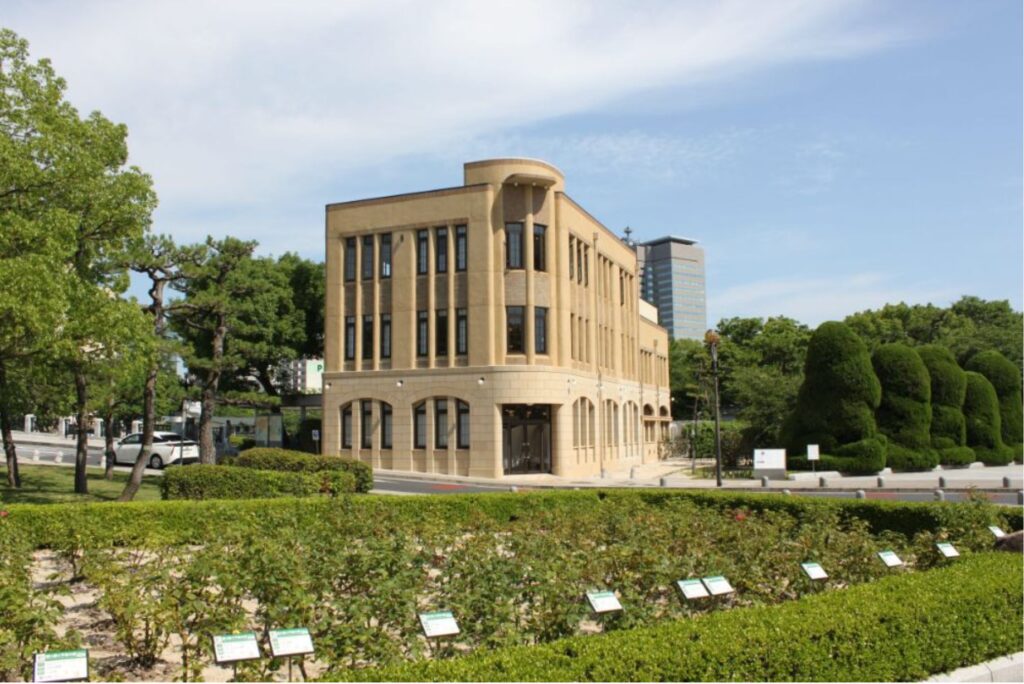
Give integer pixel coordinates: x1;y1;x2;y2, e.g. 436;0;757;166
704;329;723;488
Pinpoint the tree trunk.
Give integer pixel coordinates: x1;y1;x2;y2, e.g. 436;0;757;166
119;362;157;501
103;398;116;480
74;370;89;494
0;403;21;489
199;384;217;464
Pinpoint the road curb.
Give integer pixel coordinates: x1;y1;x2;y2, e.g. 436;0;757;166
926;651;1024;682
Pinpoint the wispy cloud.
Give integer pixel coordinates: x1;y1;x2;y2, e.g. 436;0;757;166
4;0;912;253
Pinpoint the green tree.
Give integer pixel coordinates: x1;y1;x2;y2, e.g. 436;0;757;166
917;345;973;466
281;254;325;359
784;321;885;473
962;371;1014;465
871;344;936;470
964;350;1023;448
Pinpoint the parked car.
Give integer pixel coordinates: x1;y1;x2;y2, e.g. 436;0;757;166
114;431;200;469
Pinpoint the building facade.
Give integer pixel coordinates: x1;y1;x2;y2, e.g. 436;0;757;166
278;359;325;394
635;236;707;341
323;159;671;478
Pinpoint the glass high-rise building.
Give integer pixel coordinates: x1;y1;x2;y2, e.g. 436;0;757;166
633;236;707;341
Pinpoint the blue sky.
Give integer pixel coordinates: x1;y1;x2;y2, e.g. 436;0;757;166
6;0;1021;325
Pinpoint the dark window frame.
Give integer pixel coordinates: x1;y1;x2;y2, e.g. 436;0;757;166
361;400;373;449
414;402;427;449
507;306;525;354
455;225;467;271
341;404;353;448
436;309;448;357
380;313;392;359
456;308;468;355
344;316;356;360
381;402;393;449
456;400;470;449
533;224;546;271
344;238;356;282
417;229;429;275
417;310;429;357
435;398;448;449
362;235;374;280
535;307;548;355
436;226;448;273
505;222;523;269
362;315;373;360
379;233;392;279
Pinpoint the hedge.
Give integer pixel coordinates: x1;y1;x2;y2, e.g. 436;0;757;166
784;322;883;462
872;344;937;470
334;553;1022;682
963;372;1015;466
233;447;373;492
965;350;1023;448
160;464;355;500
918;345;971;464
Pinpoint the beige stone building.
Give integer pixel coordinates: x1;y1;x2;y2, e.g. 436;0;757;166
323;159;671;478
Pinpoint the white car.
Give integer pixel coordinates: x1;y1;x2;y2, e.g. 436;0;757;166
114;431;200;469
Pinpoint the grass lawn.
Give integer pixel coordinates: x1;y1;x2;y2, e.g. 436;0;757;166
0;464;162;504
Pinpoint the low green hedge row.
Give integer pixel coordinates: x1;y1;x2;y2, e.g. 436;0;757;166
5;489;1021;551
160;465;355;501
335;552;1023;682
232;447;374;493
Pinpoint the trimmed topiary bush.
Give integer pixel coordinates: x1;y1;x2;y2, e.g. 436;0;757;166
962;372;1015;466
233;447;373;492
160;464;355;500
871;344;936;470
784;321;885;471
917;345;972;466
965;350;1023;448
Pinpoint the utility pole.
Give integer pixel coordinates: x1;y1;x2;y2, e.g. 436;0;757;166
704;329;723;488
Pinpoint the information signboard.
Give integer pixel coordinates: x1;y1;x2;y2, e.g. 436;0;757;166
268;628;314;658
586;590;623;613
677;578;710;600
213;633;261;664
33;650;88;683
807;444;820;461
801;562;828;580
877;550;903;568
935;542;960;559
753;449;787;479
701;575;735;596
419;611;460;638
988;525;1006;539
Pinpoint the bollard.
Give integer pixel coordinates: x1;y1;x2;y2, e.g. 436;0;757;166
509;486;518;493
55;450;63;464
659;477;668;488
938;476;947;488
1018;491;1023;506
761;476;769;488
877;476;885;488
934;489;945;502
782;489;791;496
630;466;637;480
856;490;866;499
1003;476;1011;488
819;476;828;488
32;449;40;462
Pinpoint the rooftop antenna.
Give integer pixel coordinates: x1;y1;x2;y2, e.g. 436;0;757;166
623;225;633;245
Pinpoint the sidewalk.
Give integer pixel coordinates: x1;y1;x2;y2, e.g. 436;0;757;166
9;430;106;450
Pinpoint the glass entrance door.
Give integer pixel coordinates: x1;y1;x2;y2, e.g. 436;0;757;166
502;404;552;474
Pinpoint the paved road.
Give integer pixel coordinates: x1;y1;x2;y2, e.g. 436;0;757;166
14;443;162;474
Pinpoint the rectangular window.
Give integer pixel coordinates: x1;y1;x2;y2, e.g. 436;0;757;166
455;225;467;271
379;233;392;278
341;405;352;448
576;241;582;283
362;315;373;360
381;403;392;449
533;224;546;271
568;236;575;279
457;400;470;449
344;316;355;360
417;229;429;275
535;307;548;354
417;311;428;357
380;314;391;359
344;238;356;282
583;247;589;286
362;235;374;280
436;227;448;273
435;399;448;449
361;401;373;449
436;309;448;356
456;308;468;355
414;403;427;449
505;222;523;269
507;306;524;353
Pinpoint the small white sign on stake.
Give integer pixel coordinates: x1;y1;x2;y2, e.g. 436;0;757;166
586;590;623;614
988;525;1006;539
936;542;960;559
268;628;315;658
701;575;735;596
807;444;820;461
419;611;460;638
33;650;88;683
213;633;261;664
677;578;710;600
801;562;828;580
877;550;903;568
312;429;320;441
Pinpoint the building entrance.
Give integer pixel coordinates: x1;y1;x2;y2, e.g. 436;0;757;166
502;404;552;474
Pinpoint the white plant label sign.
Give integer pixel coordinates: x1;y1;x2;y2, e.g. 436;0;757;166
586;590;623;613
419;611;460;638
268;628;314;657
213;633;260;663
988;525;1006;539
878;550;903;568
677;579;710;600
936;542;960;558
801;562;828;580
702;575;735;596
34;650;88;683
